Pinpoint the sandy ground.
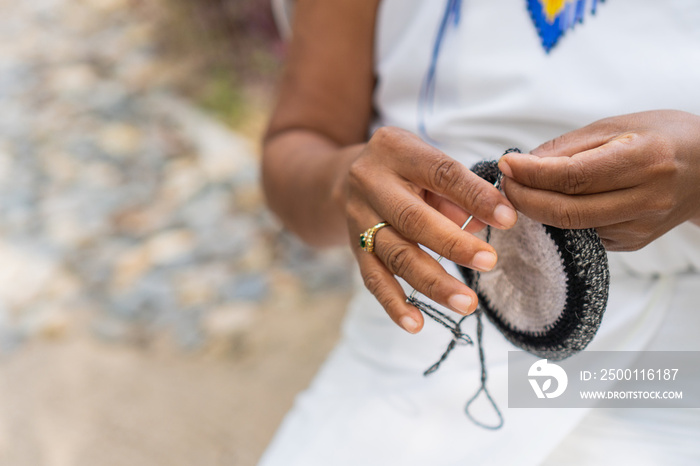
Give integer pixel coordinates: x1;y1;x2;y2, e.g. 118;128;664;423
0;293;348;466
0;1;355;464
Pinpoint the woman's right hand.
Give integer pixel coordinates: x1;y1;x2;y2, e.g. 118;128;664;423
341;126;518;333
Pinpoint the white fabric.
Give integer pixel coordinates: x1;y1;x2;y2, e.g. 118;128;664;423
260;1;700;464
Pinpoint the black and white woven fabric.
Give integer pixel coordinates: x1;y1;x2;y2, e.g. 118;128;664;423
459;160;610;360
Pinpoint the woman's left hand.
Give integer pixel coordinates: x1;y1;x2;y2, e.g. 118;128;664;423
498;110;700;251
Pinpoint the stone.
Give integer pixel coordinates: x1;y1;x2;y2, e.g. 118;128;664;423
0;145;14;184
39;151;80;186
145;229;195;266
0;241;59;310
173;270;217;307
222;274;269;302
235;236;275;273
22;303;71;340
110;200;176;237
97;123;142;156
233;183;264;213
48;64;98;93
41;269;82;302
111;245;151;291
82;161;123;188
177;186;231;230
46;214;93;248
160;158;205;204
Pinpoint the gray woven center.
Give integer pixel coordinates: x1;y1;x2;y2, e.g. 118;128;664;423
477;214;568;333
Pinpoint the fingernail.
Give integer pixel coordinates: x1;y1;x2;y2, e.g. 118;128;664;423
498;159;513;177
472;251;497;272
400;316;419;334
494;204;517;228
448;294;473;315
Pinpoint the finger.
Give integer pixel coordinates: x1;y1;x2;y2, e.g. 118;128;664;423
424;192;487;233
373;227;479;316
357;184;499;272
502;177;642;229
369;128;517;229
354;247;425;333
499;135;648;195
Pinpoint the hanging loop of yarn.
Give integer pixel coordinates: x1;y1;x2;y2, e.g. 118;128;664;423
464;308;504;430
405;156;514;431
406;231;503;428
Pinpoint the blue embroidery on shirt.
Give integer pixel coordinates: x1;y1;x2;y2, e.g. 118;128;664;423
418;0;605;139
527;0;605;53
418;0;461;142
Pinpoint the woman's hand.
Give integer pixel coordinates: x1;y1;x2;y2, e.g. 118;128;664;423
262;0;518;334
343;126;517;333
499;110;700;251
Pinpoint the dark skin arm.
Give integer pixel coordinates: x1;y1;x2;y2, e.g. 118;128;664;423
262;0;517;333
263;0;377;247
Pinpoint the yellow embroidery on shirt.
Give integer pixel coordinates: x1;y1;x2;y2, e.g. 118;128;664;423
542;0;570;23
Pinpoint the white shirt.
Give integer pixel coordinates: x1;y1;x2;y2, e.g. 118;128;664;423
260;2;700;464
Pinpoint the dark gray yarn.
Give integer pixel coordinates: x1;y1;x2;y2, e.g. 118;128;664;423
405;296;471;375
407;224;503;429
465;308;503;430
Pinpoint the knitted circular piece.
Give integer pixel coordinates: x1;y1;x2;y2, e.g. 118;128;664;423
459;160;610;360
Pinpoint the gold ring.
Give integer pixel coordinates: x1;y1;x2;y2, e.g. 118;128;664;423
359;222;390;254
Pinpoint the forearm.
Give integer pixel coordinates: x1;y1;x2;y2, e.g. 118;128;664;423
262;129;363;248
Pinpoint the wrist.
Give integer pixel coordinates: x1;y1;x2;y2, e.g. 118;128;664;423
330;143;365;215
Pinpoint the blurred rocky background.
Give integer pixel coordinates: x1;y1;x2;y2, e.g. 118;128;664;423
0;0;352;464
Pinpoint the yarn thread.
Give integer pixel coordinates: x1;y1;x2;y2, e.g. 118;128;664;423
406;151;519;430
407;225;503;430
